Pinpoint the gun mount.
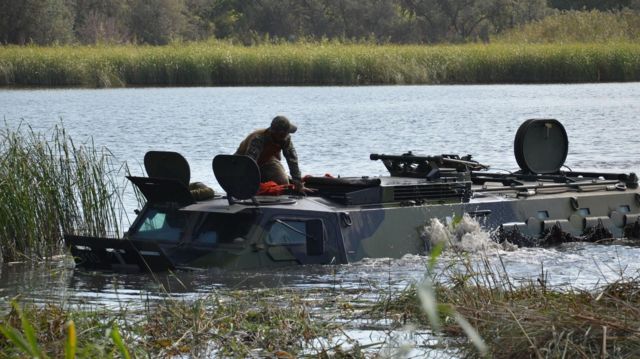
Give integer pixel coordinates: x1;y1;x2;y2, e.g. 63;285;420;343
370;152;488;179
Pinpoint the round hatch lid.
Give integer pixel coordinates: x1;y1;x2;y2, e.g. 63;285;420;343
212;155;260;200
514;119;568;174
144;151;190;186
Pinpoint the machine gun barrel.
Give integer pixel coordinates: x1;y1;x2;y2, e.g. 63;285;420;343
370;153;488;170
370;153;438;162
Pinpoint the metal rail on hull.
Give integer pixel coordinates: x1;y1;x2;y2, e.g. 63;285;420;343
64;119;640;272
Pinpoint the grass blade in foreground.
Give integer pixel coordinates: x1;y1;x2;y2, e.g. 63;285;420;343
64;321;76;359
110;324;131;359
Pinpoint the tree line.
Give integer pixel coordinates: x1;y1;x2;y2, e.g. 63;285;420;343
1;0;639;46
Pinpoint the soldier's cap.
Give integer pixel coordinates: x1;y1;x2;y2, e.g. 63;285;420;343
270;115;297;134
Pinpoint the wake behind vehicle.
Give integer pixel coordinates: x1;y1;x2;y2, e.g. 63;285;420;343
65;119;640;272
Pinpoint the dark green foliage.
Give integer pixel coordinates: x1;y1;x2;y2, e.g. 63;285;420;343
4;0;640;46
129;0;188;45
72;0;131;44
0;0;75;45
0;0;554;45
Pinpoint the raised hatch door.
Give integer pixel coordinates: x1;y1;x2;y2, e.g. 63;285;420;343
127;176;195;207
514;119;568;174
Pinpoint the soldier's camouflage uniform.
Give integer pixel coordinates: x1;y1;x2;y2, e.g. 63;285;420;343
235;129;301;185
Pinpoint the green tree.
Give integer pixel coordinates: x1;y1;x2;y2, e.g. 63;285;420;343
241;0;306;40
486;0;549;33
183;0;245;41
400;0;548;42
72;0;131;43
0;0;74;44
310;0;416;42
129;0;187;44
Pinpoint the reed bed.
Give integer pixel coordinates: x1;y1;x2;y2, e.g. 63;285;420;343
0;289;345;358
0;124;128;263
1;42;640;87
377;255;640;358
497;10;640;44
3;257;640;358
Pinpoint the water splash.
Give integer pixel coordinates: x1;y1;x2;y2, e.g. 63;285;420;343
421;214;516;253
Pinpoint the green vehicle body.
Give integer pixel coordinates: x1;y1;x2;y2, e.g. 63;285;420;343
65;119;640;272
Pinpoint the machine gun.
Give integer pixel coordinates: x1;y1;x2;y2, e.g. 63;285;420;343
370;152;488;179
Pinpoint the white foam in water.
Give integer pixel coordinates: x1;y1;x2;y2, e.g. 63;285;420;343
420;214;640;288
422;214;515;253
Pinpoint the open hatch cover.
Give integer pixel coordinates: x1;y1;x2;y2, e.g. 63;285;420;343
144;151;191;186
514;119;568;174
128;176;195;206
212;155;260;200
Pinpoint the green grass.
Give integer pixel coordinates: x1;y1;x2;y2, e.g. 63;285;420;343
0;123;129;263
1;41;640;87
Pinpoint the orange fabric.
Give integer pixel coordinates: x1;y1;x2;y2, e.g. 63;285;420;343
258;181;293;196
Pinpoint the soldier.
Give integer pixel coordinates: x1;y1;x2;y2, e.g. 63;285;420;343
235;115;314;194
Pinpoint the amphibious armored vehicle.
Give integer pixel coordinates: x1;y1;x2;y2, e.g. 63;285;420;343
65;119;640;272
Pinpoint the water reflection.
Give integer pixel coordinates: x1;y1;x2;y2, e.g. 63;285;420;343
2;85;640;355
2;237;640;357
3;240;640;311
2;84;640;190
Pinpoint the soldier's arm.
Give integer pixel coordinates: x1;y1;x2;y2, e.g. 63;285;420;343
282;138;302;182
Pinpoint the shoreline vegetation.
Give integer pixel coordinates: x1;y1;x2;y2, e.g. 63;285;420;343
2;254;640;357
2;9;640;87
0;124;129;263
2;42;640;87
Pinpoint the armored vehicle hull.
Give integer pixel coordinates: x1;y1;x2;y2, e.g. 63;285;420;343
65;120;640;272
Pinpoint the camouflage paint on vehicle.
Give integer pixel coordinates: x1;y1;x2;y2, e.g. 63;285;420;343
65;119;640;272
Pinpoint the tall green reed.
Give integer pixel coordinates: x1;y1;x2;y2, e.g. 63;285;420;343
2;41;640;87
0;123;128;262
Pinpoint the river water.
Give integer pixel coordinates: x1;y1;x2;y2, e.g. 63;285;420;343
2;84;640;355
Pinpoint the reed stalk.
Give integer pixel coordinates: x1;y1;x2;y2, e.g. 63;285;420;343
0;123;128;262
1;42;640;87
3;259;639;357
377;253;640;358
0;289;339;358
